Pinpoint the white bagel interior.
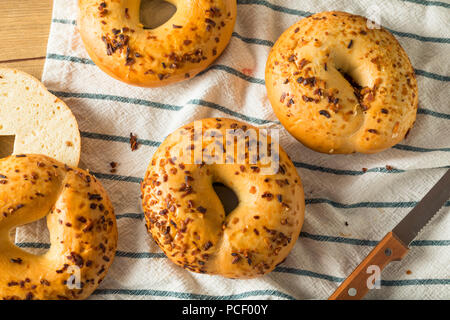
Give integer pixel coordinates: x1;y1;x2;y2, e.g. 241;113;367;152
0;68;80;166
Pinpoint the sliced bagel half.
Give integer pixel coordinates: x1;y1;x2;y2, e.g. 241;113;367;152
0;68;80;166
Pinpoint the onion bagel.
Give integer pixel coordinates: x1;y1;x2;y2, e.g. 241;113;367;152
141;118;305;279
78;0;237;87
0;154;117;300
0;68;80;166
265;11;418;154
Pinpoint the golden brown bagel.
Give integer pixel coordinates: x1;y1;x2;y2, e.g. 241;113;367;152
141;118;305;279
78;0;237;87
265;11;418;154
0;154;117;300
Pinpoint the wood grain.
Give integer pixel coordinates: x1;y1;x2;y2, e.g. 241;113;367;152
0;57;47;80
0;0;53;79
329;232;409;300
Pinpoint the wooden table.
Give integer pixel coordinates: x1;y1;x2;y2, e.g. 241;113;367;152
0;1;53;80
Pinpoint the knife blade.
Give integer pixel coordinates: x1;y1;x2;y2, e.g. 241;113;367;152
329;169;450;300
393;169;450;246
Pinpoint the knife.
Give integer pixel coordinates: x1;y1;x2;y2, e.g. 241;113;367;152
329;169;450;300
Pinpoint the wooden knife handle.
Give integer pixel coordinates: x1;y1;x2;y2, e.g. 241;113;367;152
329;232;409;300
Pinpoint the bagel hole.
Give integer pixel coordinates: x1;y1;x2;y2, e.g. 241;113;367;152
14;218;50;255
212;183;239;216
0;135;15;158
337;69;364;102
140;0;177;30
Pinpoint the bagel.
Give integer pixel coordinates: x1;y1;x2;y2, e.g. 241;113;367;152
78;0;237;87
141;118;305;279
0;68;80;166
265;11;418;154
0;154;117;300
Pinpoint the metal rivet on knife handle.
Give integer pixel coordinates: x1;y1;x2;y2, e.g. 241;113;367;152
329;232;409;300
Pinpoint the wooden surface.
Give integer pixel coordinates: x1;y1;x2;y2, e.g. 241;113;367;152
0;0;53;80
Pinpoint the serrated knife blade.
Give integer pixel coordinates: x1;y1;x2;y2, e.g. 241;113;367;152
393;169;450;246
330;169;450;300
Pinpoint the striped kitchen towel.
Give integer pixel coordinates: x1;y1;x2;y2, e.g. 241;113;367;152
16;0;449;299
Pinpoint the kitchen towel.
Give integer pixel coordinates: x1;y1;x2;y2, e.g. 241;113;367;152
16;0;450;299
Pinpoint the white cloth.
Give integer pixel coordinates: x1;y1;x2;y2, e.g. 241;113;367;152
16;0;450;299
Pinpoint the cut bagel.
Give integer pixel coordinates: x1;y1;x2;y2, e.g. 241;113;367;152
0;68;80;166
